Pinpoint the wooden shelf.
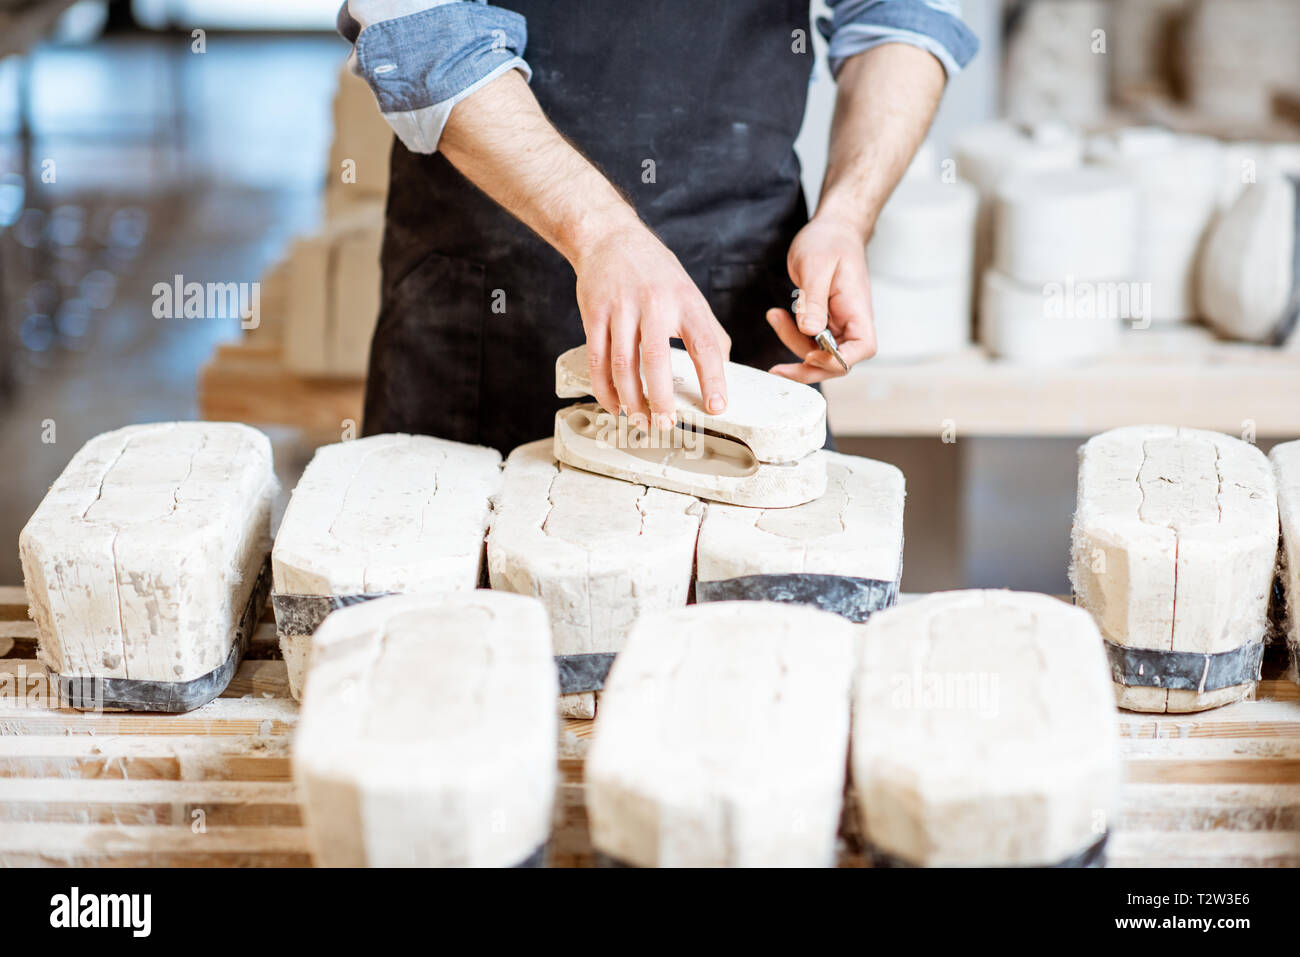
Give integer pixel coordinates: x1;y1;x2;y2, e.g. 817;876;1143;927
824;326;1300;438
2;589;1298;867
198;340;363;434
202;327;1300;442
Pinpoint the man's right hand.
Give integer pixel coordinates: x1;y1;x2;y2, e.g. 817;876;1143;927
438;71;729;424
570;222;731;429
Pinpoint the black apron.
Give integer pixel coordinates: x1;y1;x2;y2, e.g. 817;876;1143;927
364;0;814;453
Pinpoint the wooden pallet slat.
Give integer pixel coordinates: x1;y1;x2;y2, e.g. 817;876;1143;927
0;779;302;826
1;593;1298;866
1108;830;1300;868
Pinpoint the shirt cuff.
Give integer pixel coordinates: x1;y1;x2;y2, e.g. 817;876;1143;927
351;2;531;154
817;0;979;79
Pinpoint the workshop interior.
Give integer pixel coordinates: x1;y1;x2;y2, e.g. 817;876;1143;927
0;0;1299;895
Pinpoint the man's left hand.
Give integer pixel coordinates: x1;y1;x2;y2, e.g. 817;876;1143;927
767;215;877;383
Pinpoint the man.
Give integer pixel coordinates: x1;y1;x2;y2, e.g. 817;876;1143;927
339;0;976;452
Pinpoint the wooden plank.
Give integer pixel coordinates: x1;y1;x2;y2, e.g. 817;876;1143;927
0;823;310;868
1117;696;1300;739
824;326;1300;438
0;779;301;826
0;586;30;618
2;588;1299;867
0;850;311;868
198;340;364;430
0;754;291;782
1108;831;1300;868
558;723;594;761
0;696;298;737
1259;680;1300;701
223;659;292;699
1121;739;1300;787
1121;738;1300;758
1118;784;1300;831
0;734;292;782
1126;757;1300;785
2;616;279;661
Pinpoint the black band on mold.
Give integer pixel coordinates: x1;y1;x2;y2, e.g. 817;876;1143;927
596;834;1108;869
1105;638;1264;692
275;592;615;694
57;558;273;713
514;844;547;868
1266;567;1288;646
555;652;617;695
865;832;1108;869
695;573;899;623
272;591;392;636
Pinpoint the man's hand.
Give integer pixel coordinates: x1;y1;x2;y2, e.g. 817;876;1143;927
437;71;729;422
767;216;876;384
769;43;946;383
572;224;731;427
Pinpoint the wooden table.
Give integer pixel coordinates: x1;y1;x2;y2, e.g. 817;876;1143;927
3;588;1298;867
201;326;1300;440
199;340;364;436
823;325;1300;439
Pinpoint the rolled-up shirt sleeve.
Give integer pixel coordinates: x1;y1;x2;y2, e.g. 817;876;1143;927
818;0;979;79
338;0;530;153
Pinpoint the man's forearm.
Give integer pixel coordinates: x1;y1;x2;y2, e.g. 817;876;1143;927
769;41;948;379
438;70;638;266
437;69;731;423
814;43;946;240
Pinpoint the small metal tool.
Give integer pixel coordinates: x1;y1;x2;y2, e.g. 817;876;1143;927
814;328;849;373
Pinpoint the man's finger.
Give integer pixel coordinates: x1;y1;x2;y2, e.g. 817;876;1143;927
766;308;815;359
769;360;834;384
609;314;648;422
831;334;876;368
680;313;728;415
801;349;843;373
790;260;835;337
584;320;620;416
639;323;677;430
827;263;877;361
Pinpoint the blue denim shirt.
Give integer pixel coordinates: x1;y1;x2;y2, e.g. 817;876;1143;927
338;0;978;154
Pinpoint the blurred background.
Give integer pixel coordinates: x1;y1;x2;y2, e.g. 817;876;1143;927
0;0;1297;590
